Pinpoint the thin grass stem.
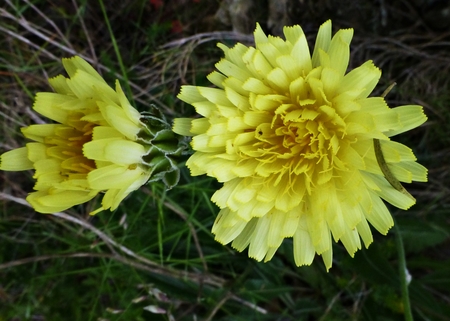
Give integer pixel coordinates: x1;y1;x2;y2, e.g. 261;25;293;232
97;0;134;105
393;217;414;321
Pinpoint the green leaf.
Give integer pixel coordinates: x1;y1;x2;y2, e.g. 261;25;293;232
346;243;398;287
398;218;449;253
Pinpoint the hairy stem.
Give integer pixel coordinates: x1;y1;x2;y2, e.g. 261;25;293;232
394;218;414;321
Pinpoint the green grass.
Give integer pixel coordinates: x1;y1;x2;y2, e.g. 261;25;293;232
1;1;450;320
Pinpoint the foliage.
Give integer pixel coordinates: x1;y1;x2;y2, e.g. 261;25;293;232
1;0;449;320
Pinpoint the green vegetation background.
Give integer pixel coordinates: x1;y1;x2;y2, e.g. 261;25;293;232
0;1;449;320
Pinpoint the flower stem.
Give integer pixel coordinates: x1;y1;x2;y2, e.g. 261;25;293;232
98;0;135;105
393;218;414;321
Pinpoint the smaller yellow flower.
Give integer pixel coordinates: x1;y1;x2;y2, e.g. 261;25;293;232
1;56;182;214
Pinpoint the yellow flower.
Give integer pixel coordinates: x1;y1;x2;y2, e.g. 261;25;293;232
173;21;427;270
1;56;182;214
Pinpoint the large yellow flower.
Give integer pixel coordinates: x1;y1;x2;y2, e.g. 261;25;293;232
173;21;427;270
1;56;182;214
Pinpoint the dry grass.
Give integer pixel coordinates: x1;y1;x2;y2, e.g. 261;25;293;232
1;0;449;320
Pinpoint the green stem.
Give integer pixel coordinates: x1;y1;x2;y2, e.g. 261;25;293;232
98;0;135;105
393;218;414;321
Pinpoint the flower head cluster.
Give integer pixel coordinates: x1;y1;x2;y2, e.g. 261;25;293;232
173;21;427;270
0;56;182;214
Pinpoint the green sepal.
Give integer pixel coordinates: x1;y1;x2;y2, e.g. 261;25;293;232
144;155;180;190
137;105;188;190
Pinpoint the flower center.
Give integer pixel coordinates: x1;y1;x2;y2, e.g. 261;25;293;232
251;76;347;188
45;114;97;178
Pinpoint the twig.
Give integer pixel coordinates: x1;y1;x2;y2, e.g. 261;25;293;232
0;192;225;287
229;294;268;314
0;252;111;270
0;7;169;113
204;292;233;321
0;25;59;61
0;192;268;314
21;0;73;49
161;31;254;49
1;3;78;57
0;251;207;285
71;0;99;69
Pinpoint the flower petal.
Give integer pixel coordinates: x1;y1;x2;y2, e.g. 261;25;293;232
0;147;33;171
385;105;427;137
